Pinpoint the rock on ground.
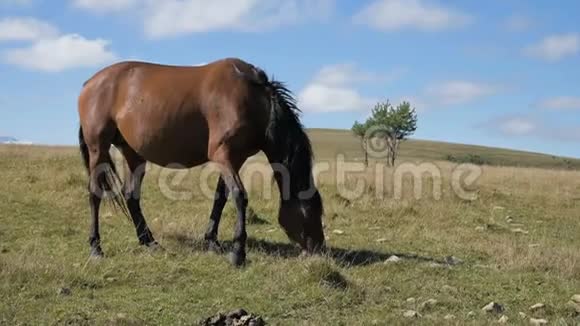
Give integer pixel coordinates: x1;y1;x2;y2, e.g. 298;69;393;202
199;309;266;326
529;303;545;311
384;255;401;263
511;228;529;234
403;310;420;318
444;256;464;266
428;262;446;268
529;318;548;325
419;299;438;311
482;302;504;314
567;300;580;314
498;315;509;323
57;287;71;296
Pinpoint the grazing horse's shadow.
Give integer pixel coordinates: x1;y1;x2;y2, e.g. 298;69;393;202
165;233;449;267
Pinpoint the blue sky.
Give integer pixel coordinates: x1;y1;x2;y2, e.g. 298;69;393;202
0;0;579;158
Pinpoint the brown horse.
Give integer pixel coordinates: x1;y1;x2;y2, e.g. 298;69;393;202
77;57;325;266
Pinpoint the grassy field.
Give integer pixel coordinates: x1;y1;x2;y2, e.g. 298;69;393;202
1;129;579;325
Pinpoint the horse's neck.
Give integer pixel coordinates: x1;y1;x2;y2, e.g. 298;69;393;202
269;161;314;202
265;144;315;200
269;161;292;201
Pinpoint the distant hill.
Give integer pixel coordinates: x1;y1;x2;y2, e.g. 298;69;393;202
305;128;580;170
0;136;33;145
0;129;577;170
0;136;17;143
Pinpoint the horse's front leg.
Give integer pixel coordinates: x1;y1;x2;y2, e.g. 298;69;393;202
120;147;158;249
211;149;248;266
226;171;248;267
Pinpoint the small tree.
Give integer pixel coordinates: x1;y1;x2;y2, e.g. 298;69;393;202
365;100;418;166
351;120;369;166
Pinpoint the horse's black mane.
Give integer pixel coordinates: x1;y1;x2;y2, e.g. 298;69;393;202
265;79;315;196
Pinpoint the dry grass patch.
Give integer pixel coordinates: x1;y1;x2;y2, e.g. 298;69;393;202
1;131;580;324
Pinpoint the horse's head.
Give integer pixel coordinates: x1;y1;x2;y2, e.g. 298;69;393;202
278;189;325;254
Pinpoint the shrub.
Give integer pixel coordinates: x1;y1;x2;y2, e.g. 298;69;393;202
445;153;489;165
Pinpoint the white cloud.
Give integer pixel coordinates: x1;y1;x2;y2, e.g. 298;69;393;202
144;0;256;37
298;64;377;113
497;116;537;136
485;114;580;143
538;96;580;111
389;79;502;112
1;16;117;72
311;63;381;86
353;0;471;32
299;84;374;113
136;0;332;38
426;81;499;105
524;33;579;62
70;0;333;38
71;0;137;12
3;34;117;72
0;17;59;41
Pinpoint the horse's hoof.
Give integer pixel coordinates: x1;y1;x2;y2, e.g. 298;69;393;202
206;240;224;254
89;247;104;259
229;252;246;267
146;241;164;252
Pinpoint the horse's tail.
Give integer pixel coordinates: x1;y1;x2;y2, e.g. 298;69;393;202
78;125;130;219
79;126;91;173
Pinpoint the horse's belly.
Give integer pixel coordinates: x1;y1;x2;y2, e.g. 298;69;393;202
139;145;209;169
139;130;209;168
118;111;210;168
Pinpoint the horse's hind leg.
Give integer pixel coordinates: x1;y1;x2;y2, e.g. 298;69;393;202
88;162;105;257
117;144;158;248
81;127;116;258
204;175;228;252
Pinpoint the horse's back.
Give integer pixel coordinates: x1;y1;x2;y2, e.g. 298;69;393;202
81;57;254;95
78;57;270;168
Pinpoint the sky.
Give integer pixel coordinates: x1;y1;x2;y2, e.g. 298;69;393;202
0;0;579;158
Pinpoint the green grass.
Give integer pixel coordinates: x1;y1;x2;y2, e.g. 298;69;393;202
1;129;579;325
